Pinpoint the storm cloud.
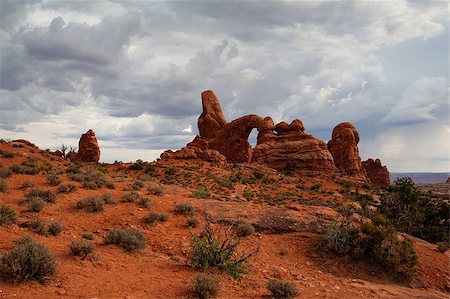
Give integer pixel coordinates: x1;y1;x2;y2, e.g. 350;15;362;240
0;0;448;171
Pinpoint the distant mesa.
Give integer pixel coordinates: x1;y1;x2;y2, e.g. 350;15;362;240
67;129;101;163
162;89;390;188
362;158;390;189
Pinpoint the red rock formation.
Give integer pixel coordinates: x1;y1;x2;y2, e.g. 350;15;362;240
76;129;101;162
446;177;450;184
328;122;367;178
198;90;227;140
362;158;390;189
160;136;228;167
253;120;338;171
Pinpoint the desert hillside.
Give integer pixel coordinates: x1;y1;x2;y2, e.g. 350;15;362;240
0;136;448;299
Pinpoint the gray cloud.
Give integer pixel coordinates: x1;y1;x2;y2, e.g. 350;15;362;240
0;0;447;171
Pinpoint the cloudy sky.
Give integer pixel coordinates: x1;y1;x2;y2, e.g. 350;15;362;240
0;0;448;172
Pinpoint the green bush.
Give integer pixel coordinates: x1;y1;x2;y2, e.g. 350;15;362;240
175;203;195;216
148;185;163;196
0;205;17;225
380;177;449;244
70;241;94;259
267;279;299;299
48;221;63;236
103;228;147;252
191;273;220;299
188;222;259;280
0;236;57;283
57;183;77;193
193;185;210;199
318;213;418;281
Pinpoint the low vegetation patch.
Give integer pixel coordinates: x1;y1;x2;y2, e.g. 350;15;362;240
318;208;418;281
0;236;57;283
46;174;62;186
26;189;56;203
138;197;152;208
0;149;15;158
31;219;48;235
175;203;195;216
48;221;63;236
143;212;169;225
57;183;77;193
26;197;45;212
267;279;299;299
0;205;17;225
191;273;220;299
188;221;259;280
69;166;114;190
81;233;94;240
192;185;210;199
0;178;7;192
103;228;147;252
187;217;199;228
235;220;255;237
122;191;140;202
148;185;163;196
70;241;94;259
76;196;105;212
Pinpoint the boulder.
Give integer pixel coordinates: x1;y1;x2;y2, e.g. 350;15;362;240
328;122;367;178
253;119;338;171
362;158;390;189
160;136;228;167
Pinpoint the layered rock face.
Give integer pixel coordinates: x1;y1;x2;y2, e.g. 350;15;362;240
328;122;367;178
72;129;101;163
362;158;390;189
253;120;338;171
160;136;228;167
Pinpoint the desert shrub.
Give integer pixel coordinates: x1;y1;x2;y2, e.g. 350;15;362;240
175;203;195;216
187;217;199;228
310;183;322;191
261;176;277;184
31;219;47;235
69;166;113;189
138;197;152;208
70;241;94;259
57;183;77;193
46;174;62;186
20;180;35;189
267;279;299;299
9;162;40;175
100;193;117;205
189;222;259;279
131;180;144;190
122;191;140;202
437;242;449;252
243;189;254;200
253;171;264;180
318;213;418;281
380;177;449;244
143;212;169;224
213;175;234;188
0;149;14;158
76;196;104;212
103;228;147;252
0;236;57;283
0;205;17;225
81;233;94;240
48;221;63;236
235;221;255;237
164;166;177;176
0;163;11;178
193;185;210;199
191;273;220;299
26;189;56;203
148;185;163;196
26;197;45;212
129;159;145;170
0;178;7;192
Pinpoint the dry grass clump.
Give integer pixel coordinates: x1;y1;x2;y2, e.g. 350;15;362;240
0;236;57;283
26;189;56;203
57;183;77;193
122;191;140;202
148;185;163;196
191;273;220;299
235;220;255;237
143;212;169;225
175;202;195;216
0;205;17;225
70;240;94;259
267;279;299;299
0;178;7;193
103;228;147;252
76;196;105;212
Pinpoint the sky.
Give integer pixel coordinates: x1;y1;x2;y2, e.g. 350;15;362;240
0;0;448;172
